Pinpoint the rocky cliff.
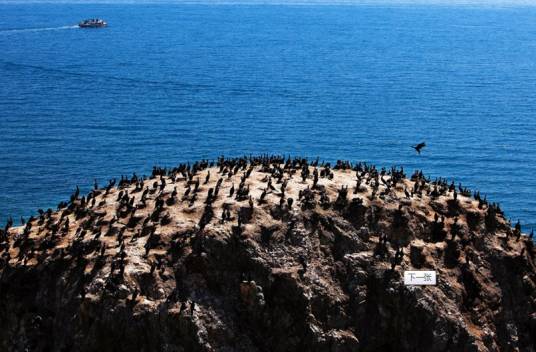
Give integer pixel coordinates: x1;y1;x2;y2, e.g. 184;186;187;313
0;156;534;352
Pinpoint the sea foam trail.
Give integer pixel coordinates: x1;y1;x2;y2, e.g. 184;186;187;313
0;25;78;35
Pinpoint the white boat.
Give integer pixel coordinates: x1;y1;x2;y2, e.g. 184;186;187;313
79;19;107;28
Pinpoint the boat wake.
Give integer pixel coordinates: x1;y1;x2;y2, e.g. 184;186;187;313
0;25;78;35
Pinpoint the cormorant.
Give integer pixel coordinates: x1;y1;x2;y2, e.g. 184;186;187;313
411;142;426;154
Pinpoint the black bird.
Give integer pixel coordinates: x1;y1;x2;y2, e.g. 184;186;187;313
183;185;191;198
411;142;426;154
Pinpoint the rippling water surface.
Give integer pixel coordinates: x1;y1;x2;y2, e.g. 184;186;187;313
0;2;535;230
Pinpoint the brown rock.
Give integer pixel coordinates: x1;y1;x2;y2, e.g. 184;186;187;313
0;158;533;352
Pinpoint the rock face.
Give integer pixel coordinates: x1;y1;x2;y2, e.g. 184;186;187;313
0;156;534;352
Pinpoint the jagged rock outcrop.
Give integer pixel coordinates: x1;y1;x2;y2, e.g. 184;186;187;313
0;156;534;352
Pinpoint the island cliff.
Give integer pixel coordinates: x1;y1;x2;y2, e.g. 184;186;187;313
0;156;534;352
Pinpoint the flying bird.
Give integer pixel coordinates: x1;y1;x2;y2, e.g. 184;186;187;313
412;142;426;154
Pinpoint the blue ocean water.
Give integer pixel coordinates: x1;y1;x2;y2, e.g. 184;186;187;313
0;2;535;231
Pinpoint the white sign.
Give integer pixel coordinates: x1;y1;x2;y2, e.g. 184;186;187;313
404;271;437;285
